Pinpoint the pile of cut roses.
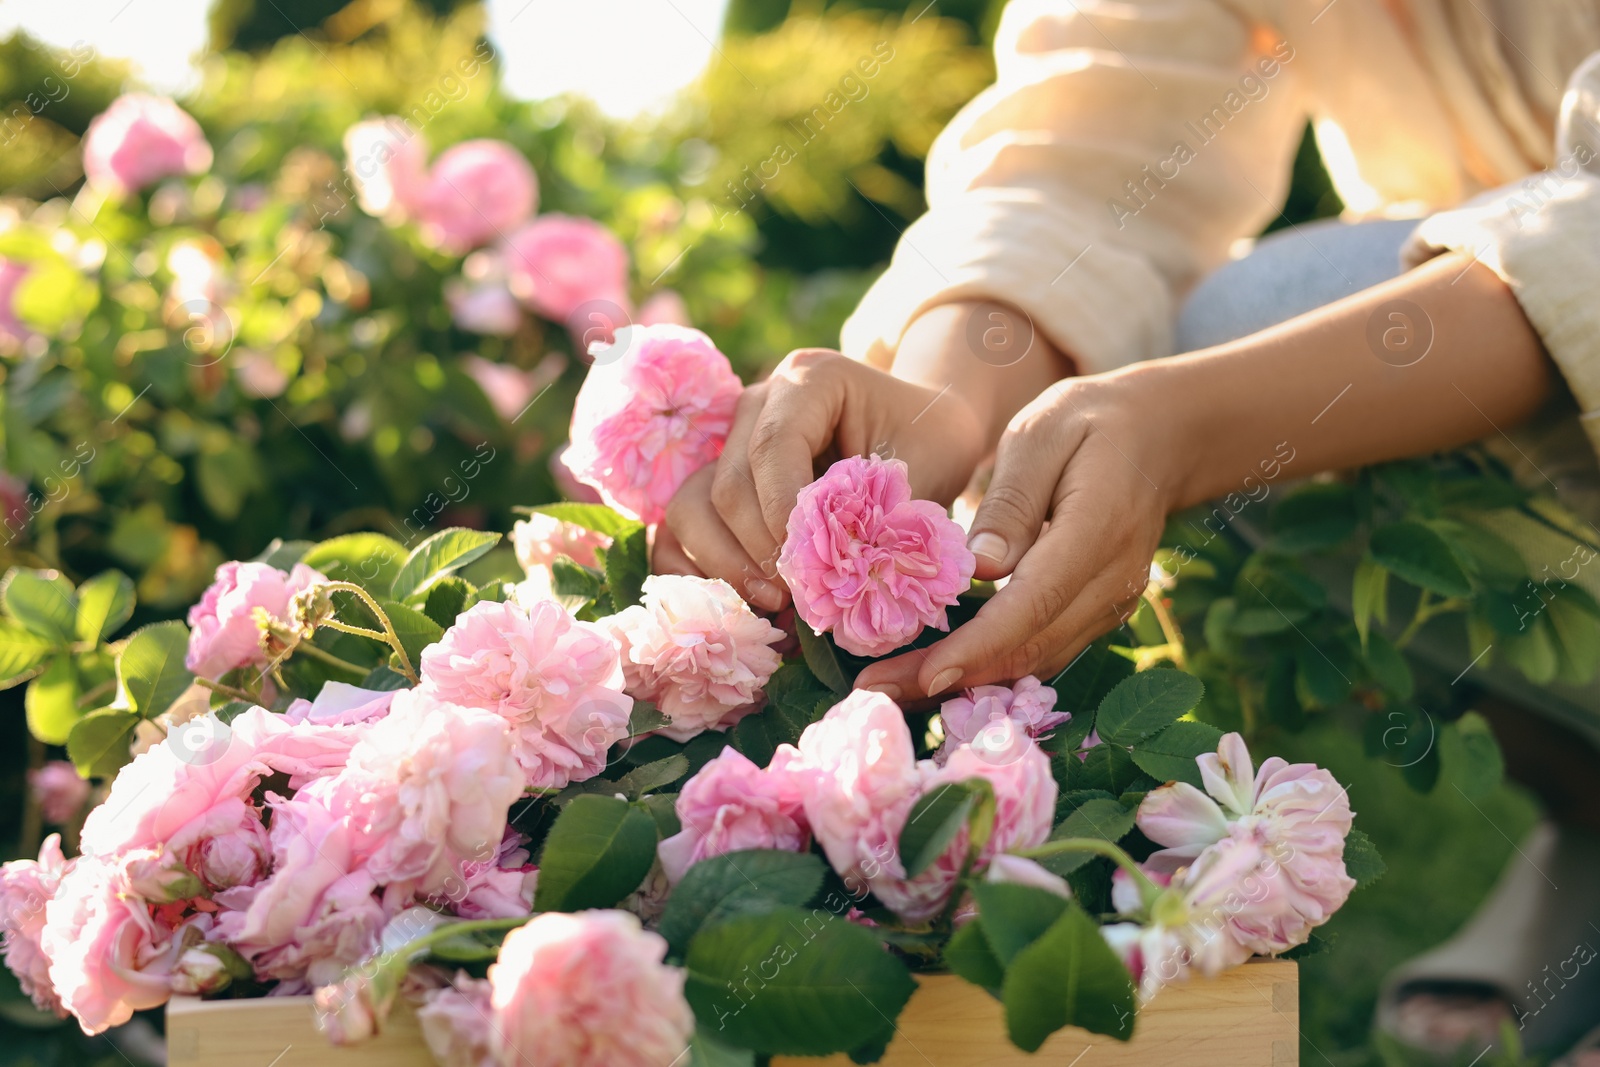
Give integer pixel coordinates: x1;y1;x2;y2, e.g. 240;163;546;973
0;324;1379;1066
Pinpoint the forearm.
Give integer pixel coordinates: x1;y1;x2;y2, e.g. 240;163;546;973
1115;253;1554;511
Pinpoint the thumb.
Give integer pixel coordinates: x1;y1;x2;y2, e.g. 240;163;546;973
965;428;1059;581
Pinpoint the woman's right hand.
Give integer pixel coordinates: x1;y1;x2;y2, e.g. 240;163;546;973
656;348;988;611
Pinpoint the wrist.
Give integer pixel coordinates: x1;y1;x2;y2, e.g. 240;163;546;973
1088;364;1206;517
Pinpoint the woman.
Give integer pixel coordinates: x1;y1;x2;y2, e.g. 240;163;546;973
659;1;1600;1060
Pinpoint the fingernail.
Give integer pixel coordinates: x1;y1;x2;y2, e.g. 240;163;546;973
927;667;962;696
969;532;1008;563
865;683;902;701
746;578;784;610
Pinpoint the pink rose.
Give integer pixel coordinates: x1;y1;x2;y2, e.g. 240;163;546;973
417;973;497;1067
322;689;526;899
448;273;522;336
512;512;610;578
637;290;690;327
778;455;975;658
984;854;1073;898
551;445;603;503
0;835;68;1016
185;560;328;679
657;747;808;884
488;910;693;1067
413;140;538;254
937;675;1068;762
502;214;630;326
29;761;89;825
41;856;190;1034
0;258;33;347
605;575;784;741
432;830;537;920
419;599;633;790
82;93;212;197
929;717;1056;868
565;324;742;523
283;681;397;727
343;117;429;222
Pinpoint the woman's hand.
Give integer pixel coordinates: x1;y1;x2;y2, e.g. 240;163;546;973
655;349;988;610
855;374;1183;700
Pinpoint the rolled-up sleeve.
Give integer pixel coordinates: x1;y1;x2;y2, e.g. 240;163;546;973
841;0;1308;374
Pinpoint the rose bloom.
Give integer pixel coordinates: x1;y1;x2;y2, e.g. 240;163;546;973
551;445;603;504
512;512;611;588
448;274;522;336
565;324;742;524
656;747;808;884
502;214;631;326
0;835;69;1016
488;910;694;1067
413;139;538;254
778;455;975;657
637;289;690;327
0;258;33;347
431;830;538;920
937;675;1068;762
82;93;212;197
605;574;784;740
185;559;328;679
283;681;397;727
343;117;429;221
419;599;633;789
417;973;497;1067
29;761;90;825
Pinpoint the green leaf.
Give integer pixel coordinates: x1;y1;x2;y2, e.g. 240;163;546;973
899;779;979;878
1270;482;1357;552
1094;670;1204;746
551;558;604;603
0;621;55;687
196;435;263;521
377;600;446;671
683;906;915;1056
1078;743;1143;796
74;571;135;644
301;533;409;594
969;882;1070;964
422;577;473;630
603;525;650;611
797;621;850;695
25;657;79;745
1231;562;1325;636
2;569;77;644
253;538;312;570
629;702;671;736
1363;630;1414;700
1002;904;1137;1049
1129;721;1224;787
1038;798;1136;877
613;754;691;799
533;795;659;912
67;708;140;778
118;621;194;719
1440;711;1504;800
426;927;510;963
660;850;826;957
1295;641;1351;708
688;1028;756;1067
1343;828;1386;889
389;528;501;601
1369;521;1472;598
1430;520;1527;592
526;502;645;542
943;918;1005;992
1352;559;1389;649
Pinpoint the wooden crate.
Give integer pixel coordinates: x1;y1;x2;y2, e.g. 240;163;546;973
167;959;1298;1067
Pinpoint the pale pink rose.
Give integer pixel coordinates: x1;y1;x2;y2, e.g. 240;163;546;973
417;974;497;1067
513;512;610;574
322;689;526;899
0;258;33;346
122;847;204;902
937;675;1068;762
419;599;632;789
29;761;89;825
212;786;386;988
502;214;630;326
551;445;603;504
232;349;289;398
432;830;537;920
929;718;1056;867
82;93;212;197
657;747;808;884
488;910;693;1067
778;455;975;658
343;117;429;221
565;324;742;524
41;856;189;1034
414;140;538;254
984;854;1072;898
449;276;522;336
637;290;690;327
0;835;68;1016
185;560;329;679
605;574;784;741
283;681;397;727
462;355;540;421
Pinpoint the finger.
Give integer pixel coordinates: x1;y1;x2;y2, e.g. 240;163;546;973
710;384;786;600
746;351;849;545
650;523;704;577
965;401;1089;583
664;465;785;610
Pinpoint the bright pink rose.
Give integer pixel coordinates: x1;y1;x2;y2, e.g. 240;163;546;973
283;681;397;727
502;214;630;326
637;290;690;327
564;324;742;523
212;786;386;989
0;258;33;347
0;835;68;1016
419;599;633;790
185;559;328;679
82;93;212;197
322;689;525;899
488;910;693;1067
778;455;975;657
41;855;189;1034
937;675;1068;762
417;973;497;1067
606;575;784;741
657;747;808;884
343;117;429;221
413;140;538;254
29;761;90;825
